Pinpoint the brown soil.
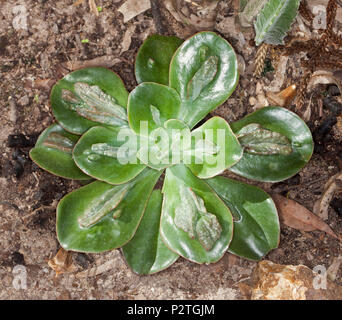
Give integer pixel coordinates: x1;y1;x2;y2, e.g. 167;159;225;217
0;0;341;300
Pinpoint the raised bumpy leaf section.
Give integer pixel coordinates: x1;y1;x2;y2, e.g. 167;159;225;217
62;82;128;127
236;123;293;155
42;132;74;154
174;185;222;251
187;55;219;101
230;107;314;182
78;183;132;228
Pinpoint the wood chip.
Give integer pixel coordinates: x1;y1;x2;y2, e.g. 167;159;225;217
120;24;136;53
76;260;113;278
264;55;289;92
307;70;342;95
118;0;151;23
64;55;121;71
88;0;99;17
48;248;77;277
272;194;340;241
24;78;56;92
313;173;342;221
73;0;85;6
327;255;342;282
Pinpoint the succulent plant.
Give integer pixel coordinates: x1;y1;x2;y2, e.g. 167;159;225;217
30;32;313;274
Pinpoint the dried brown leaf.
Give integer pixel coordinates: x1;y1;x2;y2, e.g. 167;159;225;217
327;255;342;282
307;70;342;96
64;55;121;71
272;194;340;241
48;248;77;277
120;24;136;53
73;0;85;6
88;0;99;17
313;173;342;221
118;0;151;23
24;78;56;92
76;259;112;278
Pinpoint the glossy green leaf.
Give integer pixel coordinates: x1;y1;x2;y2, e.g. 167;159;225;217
51;67;129;135
169;31;238;129
135;35;183;85
230;107;314;182
29;123;89;180
160;164;233;264
206;176;280;260
187;117;243;179
73;126;145;185
254;0;300;46
128;83;181;135
122;190;179;274
57;168;162;252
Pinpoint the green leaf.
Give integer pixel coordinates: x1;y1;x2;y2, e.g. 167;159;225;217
135;35;183;85
230;106;314;182
127;83;181;135
29;123;90;180
206;176;279;260
169;31;238;129
186;117;243;179
57;168;162;252
160;164;233;263
254;0;300;46
73;126;145;185
122;190;179;274
51;67;129;135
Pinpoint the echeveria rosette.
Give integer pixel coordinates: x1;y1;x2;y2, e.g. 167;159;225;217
29;32;313;274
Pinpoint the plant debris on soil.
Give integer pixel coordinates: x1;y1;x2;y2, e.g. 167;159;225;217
0;0;342;300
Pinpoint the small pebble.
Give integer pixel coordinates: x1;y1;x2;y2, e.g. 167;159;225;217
18;95;29;106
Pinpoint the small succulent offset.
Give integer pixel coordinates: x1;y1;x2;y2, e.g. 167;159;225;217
30;32;313;274
239;0;301;46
